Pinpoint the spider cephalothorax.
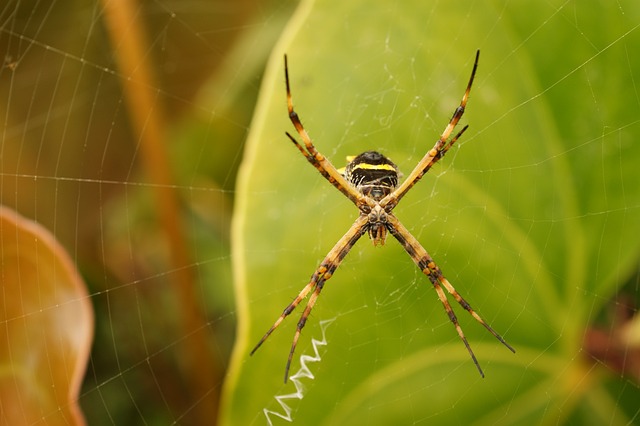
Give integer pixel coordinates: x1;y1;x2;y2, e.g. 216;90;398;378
251;51;515;383
343;151;398;245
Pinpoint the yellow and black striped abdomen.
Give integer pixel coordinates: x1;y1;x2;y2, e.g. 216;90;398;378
344;151;399;201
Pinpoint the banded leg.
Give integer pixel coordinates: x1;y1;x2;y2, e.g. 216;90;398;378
250;214;369;382
382;50;479;210
386;213;515;377
284;55;370;209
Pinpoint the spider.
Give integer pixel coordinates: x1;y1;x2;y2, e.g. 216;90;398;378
251;50;515;383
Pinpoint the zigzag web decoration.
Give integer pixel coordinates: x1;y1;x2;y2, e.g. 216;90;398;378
263;318;336;425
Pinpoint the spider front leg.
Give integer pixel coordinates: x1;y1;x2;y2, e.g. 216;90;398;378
283;55;369;209
250;214;368;383
381;50;479;210
386;214;515;377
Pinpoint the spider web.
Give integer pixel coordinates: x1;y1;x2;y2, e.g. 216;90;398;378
2;0;640;425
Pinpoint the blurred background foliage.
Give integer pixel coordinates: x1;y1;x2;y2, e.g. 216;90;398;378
2;0;295;424
1;0;640;425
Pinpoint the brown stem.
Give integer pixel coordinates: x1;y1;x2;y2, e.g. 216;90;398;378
101;0;219;422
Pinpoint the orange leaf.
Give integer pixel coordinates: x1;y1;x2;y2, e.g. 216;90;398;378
0;206;93;425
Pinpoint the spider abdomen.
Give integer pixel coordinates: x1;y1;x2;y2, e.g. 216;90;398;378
344;151;399;200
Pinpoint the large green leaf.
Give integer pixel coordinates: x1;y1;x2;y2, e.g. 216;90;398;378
222;0;640;424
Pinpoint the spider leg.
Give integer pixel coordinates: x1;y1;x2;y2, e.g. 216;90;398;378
283;55;371;210
250;214;369;383
285;131;357;199
381;50;479;211
386;214;514;378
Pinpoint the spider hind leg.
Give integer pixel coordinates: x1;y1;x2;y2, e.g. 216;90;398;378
387;214;515;377
250;215;368;383
428;267;515;378
437;273;516;354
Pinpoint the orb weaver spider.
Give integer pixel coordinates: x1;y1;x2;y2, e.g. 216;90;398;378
251;50;515;383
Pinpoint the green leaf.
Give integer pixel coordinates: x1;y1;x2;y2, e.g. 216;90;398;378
222;0;640;424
